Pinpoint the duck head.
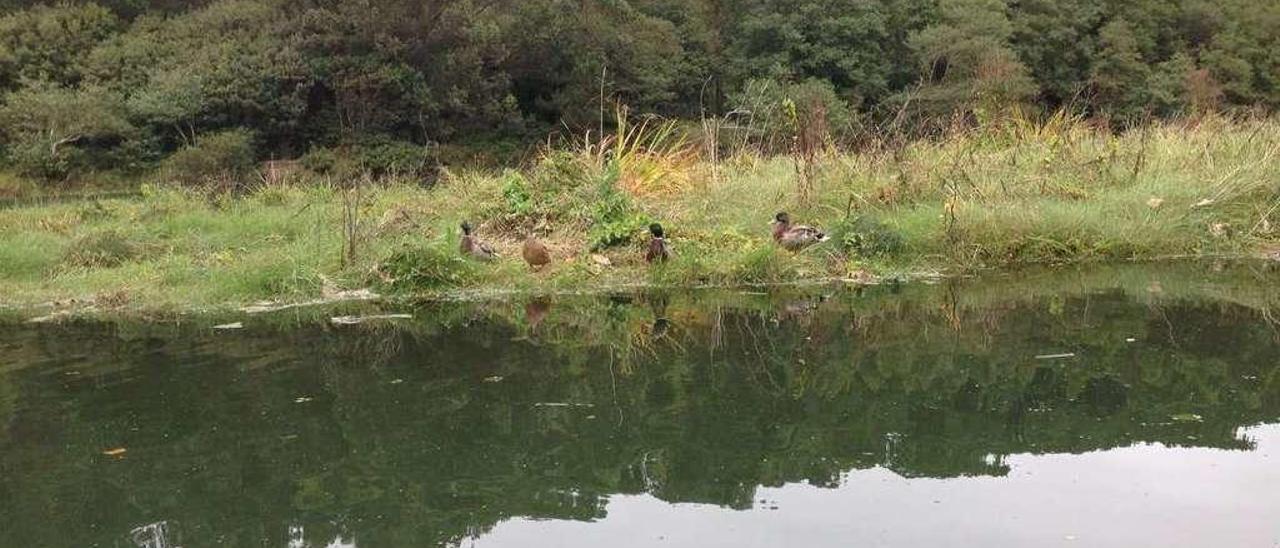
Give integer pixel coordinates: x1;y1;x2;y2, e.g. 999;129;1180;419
649;223;665;239
460;221;473;236
771;212;790;240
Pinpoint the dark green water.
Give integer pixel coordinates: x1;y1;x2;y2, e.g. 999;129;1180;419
2;263;1279;547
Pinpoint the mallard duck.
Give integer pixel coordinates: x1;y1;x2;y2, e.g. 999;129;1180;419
459;222;498;260
771;211;828;251
645;223;672;263
522;232;551;270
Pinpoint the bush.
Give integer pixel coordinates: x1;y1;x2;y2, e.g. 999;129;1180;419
587;164;648;251
486;152;593;229
163;129;256;189
62;230;145;268
376;242;476;290
302;139;435;181
829;215;904;258
731;245;798;284
730;78;858;151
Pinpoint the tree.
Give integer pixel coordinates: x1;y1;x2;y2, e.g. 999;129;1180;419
0;3;121;91
730;0;894;108
906;0;1036;122
0;82;133;179
1091;19;1153;124
1009;0;1102;108
1200;1;1280;108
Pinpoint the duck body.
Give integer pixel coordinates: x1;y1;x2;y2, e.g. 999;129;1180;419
459;222;498;261
771;212;828;251
645;223;672;263
522;235;551;269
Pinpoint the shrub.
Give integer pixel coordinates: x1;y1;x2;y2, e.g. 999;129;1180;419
730;78;858;151
62;230;145;268
587;164;649;251
163;129;256;189
301;139;435;182
829;215;904;258
376;242;476;291
357;139;433;179
731;245;797;284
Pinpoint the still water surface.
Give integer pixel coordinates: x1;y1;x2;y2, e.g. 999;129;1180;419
2;263;1278;547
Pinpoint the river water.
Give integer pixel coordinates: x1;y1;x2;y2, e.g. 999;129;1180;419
2;263;1278;547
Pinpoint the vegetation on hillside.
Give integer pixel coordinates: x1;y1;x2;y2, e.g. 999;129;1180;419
0;0;1277;182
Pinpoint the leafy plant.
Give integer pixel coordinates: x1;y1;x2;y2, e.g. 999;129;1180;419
829;215;905;258
162;129;256;190
377;242;476;291
587;164;649;251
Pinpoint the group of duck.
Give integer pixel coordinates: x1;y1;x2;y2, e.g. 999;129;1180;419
459;211;829;269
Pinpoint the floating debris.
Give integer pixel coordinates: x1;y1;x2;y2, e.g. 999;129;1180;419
483;376;504;383
1035;353;1076;360
1170;413;1203;423
213;322;243;330
1125;337;1137;342
330;314;412;326
389;378;404;384
533;402;594;408
294;396;313;404
102;447;127;457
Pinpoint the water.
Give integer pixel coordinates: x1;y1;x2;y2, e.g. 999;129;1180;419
2;263;1279;547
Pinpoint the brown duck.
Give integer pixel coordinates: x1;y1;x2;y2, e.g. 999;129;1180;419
522;232;551;270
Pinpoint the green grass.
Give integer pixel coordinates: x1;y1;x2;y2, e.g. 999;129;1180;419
1;114;1278;313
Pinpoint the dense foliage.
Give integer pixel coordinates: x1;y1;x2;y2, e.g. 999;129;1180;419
0;0;1276;179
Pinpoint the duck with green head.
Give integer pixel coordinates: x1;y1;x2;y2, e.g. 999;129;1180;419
646;223;672;263
771;212;828;251
459;221;498;261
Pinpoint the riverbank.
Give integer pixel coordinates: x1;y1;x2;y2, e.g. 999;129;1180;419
1;116;1277;316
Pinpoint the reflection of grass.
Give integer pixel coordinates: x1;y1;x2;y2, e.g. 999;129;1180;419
0;116;1278;313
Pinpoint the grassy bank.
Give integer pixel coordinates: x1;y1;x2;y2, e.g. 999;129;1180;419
1;115;1278;314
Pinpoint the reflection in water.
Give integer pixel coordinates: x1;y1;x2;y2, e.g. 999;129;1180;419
1;263;1278;547
481;424;1280;548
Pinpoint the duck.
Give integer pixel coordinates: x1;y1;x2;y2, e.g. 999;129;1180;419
522;231;551;270
771;211;828;251
645;223;672;263
459;221;498;261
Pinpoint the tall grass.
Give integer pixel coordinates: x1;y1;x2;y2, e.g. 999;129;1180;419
0;113;1277;311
